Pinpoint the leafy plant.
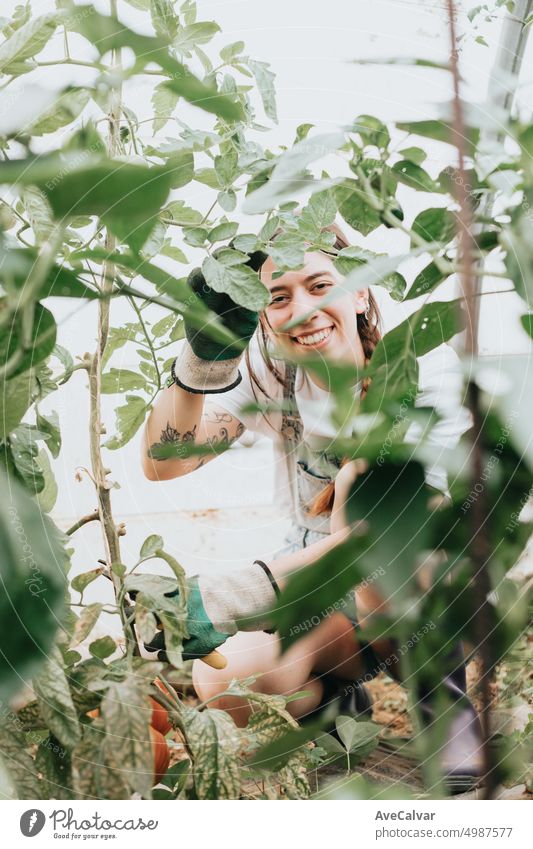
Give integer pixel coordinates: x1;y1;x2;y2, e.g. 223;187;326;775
0;0;531;801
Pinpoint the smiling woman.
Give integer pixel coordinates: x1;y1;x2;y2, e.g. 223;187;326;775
140;220;481;790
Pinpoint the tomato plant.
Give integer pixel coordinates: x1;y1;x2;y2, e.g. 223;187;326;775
0;0;531;801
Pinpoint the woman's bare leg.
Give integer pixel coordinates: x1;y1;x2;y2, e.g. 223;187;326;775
192;610;380;727
193;461;396;727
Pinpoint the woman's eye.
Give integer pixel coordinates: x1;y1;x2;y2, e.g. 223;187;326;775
312;281;333;292
271;295;289;305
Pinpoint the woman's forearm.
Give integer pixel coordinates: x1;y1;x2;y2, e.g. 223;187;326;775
265;528;388;621
266;529;349;589
141;383;205;481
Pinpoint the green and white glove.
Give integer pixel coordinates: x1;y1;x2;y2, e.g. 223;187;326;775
143;560;280;662
171;247;267;394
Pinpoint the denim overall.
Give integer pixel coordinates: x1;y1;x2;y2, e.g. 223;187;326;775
273;363;340;557
270;367;477;777
271;364;382;678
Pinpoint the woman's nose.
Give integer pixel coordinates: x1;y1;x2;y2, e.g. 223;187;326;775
289;288;319;325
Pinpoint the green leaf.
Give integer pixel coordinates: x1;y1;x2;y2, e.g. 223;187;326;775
220;40;245;63
71;567;104;594
521;314;533;339
181;706;241;799
151;0;179;40
71;603;103;647
33;646;81;750
66;6;241;121
264;535;369;650
267;231;306;271
202;254;270;310
384;271;407;301
104;395;148;450
404;259;448;300
297;189;337;241
71;721;131;800
23;186;54;242
163;198;203;225
193;167;219;189
344;461;431;600
411;207;456;245
160;241;188;263
0;302;56;378
218;188;237;211
167;149;195;190
43;161;172;253
214;148;238;187
73;247;239;348
88;678;154;798
89;636;116;659
152;80;179;132
101;368;148;394
248;58;277;122
0;725;42;799
0;245;98;300
396;119;480;157
351;114;390;149
35;447;58;513
0;12;58;73
27;88;91;137
134;596;158;643
35;409;61;458
9;424;45;494
334;245;376;276
207;220;239;242
249;722;322;770
368;299;464;394
399;146;427;165
392;160;440;193
0;371;34;438
0;154;175;253
111;561;126;578
335;716;380;753
34;737;73;799
183;226;208;247
125;573;188;667
174;21;221;52
140;534;164;559
334;179;382;237
101;324;139;369
243;133;344;214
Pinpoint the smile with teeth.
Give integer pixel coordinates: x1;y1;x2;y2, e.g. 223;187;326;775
292;326;333;346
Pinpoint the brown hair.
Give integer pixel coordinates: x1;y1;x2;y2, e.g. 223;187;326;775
244;221;382;515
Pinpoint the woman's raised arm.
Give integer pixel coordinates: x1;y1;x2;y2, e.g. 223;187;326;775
141;385;245;481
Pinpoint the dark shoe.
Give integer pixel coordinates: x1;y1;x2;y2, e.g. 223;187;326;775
302;673;373;734
417;645;484;794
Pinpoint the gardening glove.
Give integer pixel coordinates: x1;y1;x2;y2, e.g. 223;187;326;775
170;246;268;394
143;560;280;663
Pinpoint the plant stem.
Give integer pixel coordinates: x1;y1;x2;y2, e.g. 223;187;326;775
66;509;100;536
353;165;453;276
447;0;496;800
127;295;161;391
36;58;103;70
86;2;139;659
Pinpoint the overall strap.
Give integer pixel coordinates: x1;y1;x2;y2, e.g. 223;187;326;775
280;363;303;445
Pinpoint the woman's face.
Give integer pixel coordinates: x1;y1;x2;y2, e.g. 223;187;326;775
260;251;368;367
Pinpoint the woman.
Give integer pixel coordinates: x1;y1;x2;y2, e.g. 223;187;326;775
141;223;482;788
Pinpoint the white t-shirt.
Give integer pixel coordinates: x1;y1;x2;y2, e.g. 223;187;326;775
210;336;471;512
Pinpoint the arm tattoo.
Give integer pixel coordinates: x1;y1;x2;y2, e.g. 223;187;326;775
204;410;233;424
160;422;197;445
149;416;244;468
